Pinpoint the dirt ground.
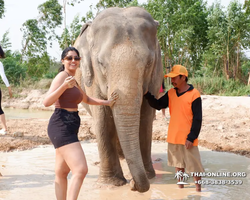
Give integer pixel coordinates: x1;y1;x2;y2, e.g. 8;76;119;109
1;89;250;158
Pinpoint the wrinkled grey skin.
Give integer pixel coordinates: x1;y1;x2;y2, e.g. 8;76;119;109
74;7;163;193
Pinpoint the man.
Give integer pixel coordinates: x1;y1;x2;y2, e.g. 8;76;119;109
145;65;204;192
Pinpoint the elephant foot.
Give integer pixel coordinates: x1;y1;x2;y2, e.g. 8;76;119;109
98;176;127;186
129;179;150;193
130;179;137;191
146;167;156;179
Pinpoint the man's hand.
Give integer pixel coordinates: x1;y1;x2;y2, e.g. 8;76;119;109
185;140;193;149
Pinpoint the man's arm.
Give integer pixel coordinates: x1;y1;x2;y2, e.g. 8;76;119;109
144;91;169;110
187;97;202;142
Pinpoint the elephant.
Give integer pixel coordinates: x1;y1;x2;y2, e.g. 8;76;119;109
74;7;163;193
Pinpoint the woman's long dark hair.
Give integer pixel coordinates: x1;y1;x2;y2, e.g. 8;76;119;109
58;47;80;73
0;45;5;58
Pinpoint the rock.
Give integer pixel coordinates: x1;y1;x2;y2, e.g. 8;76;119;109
13;132;24;137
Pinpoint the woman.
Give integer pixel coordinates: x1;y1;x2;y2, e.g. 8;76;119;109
0;46;12;135
43;47;118;200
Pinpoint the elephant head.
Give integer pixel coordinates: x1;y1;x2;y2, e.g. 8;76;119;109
74;7;163;193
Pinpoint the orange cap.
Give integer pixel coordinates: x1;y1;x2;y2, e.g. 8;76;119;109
164;65;188;78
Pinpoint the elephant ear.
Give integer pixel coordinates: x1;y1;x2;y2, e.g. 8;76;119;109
149;39;164;95
74;22;94;87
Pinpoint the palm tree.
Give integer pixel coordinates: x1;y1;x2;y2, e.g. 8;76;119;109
183;173;190;182
174;170;183;182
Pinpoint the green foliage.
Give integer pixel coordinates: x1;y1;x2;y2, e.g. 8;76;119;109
21;19;47;58
66;0;84;6
96;0;136;8
0;30;11;52
144;0;208;75
1;0;250;90
241;60;250;76
43;58;60;79
0;0;4;19
38;0;63;42
25;53;51;78
59;15;83;50
1;52;26;85
244;0;250;14
82;8;95;23
205;2;227;74
205;1;250;79
43;71;58;79
190;76;250;96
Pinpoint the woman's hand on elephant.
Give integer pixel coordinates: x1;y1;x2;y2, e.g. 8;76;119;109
108;92;119;107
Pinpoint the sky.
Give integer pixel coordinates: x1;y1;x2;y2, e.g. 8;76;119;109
0;0;247;60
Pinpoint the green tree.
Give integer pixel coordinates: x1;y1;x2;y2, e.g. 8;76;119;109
244;0;250;14
204;2;227;77
38;0;63;45
227;0;250;79
143;0;171;72
145;0;208;76
19;0;64;78
206;1;250;80
96;0;137;9
0;0;4;19
60;0;89;47
63;0;84;28
59;15;83;50
25;53;51;78
1;52;26;85
60;0;139;49
0;30;11;51
21;19;47;60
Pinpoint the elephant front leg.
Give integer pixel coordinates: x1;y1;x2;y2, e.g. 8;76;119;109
139;99;156;179
93;106;127;186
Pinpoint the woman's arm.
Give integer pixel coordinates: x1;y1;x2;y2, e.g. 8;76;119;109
0;62;10;87
8;86;12;98
75;80;118;107
82;93;117;107
43;73;75;107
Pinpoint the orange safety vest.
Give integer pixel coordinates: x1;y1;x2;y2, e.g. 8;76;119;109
167;88;200;146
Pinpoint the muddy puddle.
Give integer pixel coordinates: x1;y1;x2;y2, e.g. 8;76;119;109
0;142;249;200
4;108;53;119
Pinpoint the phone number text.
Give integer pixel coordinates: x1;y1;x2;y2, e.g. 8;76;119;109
196;179;243;185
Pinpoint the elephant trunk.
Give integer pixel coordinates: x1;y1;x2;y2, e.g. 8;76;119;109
113;94;150;193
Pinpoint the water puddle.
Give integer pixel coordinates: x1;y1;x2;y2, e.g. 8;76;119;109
0;142;249;200
4;108;53;119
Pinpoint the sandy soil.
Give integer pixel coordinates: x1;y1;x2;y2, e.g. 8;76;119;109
1;89;250;158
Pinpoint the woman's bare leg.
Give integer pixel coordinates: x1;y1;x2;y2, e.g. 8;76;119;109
55;149;70;200
58;142;88;200
0;114;7;131
161;109;166;118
